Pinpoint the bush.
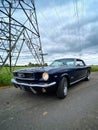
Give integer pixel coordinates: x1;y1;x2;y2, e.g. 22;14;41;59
0;68;13;86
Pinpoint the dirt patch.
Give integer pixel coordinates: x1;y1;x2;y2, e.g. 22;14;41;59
0;86;12;90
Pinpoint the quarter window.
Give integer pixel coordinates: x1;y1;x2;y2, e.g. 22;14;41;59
76;60;85;66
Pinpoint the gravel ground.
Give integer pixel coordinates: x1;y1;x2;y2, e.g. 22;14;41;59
0;72;98;130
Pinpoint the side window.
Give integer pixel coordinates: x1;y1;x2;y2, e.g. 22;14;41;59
66;61;74;66
76;60;85;66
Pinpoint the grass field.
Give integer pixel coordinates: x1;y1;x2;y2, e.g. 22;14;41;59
91;65;98;72
0;66;98;87
0;66;28;87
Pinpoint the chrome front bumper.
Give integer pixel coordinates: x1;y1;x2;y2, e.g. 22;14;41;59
11;79;56;88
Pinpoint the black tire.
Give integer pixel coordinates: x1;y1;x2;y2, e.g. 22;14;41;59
85;71;90;81
56;77;68;99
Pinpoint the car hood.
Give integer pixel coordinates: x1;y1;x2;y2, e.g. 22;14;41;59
15;66;69;74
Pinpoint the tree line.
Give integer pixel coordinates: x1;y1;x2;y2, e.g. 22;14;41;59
2;63;48;67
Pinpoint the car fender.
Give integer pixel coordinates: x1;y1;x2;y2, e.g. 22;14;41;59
58;73;70;86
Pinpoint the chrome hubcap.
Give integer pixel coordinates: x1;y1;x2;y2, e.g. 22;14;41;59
87;72;90;80
64;81;68;96
88;75;90;80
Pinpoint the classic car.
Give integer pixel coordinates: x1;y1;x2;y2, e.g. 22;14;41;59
11;58;91;99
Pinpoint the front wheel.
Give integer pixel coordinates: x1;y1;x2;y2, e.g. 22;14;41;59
56;77;68;99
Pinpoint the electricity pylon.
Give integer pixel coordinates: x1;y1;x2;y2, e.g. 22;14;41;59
0;0;44;72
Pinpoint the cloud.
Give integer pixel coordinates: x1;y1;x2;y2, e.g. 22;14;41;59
35;0;98;65
2;0;97;65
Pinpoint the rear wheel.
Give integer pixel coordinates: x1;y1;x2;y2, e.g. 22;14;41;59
56;77;68;99
85;71;90;81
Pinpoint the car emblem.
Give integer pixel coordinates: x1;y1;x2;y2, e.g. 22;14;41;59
18;73;25;78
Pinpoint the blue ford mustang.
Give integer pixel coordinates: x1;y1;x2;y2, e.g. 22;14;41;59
11;58;91;99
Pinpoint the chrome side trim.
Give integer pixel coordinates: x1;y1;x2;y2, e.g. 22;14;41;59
70;76;86;85
11;79;56;88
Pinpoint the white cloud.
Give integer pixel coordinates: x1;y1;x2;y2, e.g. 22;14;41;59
2;0;98;65
35;0;98;65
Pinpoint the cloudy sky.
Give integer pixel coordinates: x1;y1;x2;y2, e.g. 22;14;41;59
1;0;98;66
33;0;98;65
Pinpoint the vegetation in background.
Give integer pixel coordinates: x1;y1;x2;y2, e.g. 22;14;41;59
0;65;98;87
0;67;13;86
28;62;48;67
91;65;98;72
0;66;27;87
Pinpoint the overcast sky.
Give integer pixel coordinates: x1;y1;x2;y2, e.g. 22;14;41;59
33;0;98;65
1;0;98;65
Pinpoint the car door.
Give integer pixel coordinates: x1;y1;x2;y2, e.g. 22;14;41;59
75;59;87;79
65;59;78;83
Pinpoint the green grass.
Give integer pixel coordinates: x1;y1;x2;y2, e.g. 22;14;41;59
0;67;12;86
0;67;28;87
0;65;98;87
91;65;98;72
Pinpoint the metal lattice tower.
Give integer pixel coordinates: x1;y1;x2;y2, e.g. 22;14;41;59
0;0;44;72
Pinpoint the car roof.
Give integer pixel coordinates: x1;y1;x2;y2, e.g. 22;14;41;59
54;58;82;61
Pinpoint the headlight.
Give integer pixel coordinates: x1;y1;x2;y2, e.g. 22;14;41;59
42;72;49;81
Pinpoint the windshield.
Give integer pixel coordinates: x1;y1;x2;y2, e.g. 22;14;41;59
49;59;75;67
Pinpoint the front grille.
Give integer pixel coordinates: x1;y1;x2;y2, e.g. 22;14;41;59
14;72;42;80
15;78;48;85
17;73;34;79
